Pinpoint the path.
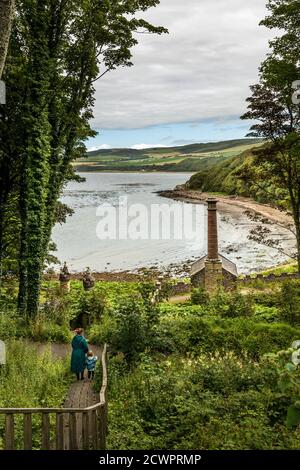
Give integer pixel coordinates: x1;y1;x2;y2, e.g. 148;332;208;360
168;294;191;304
62;378;100;449
30;341;102;359
28;340;102;450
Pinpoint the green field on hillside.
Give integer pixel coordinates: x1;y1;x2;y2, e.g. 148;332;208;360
74;139;263;172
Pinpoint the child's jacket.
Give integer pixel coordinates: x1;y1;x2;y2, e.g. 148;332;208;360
86;355;98;371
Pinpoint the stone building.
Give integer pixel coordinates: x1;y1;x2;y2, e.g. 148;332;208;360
191;198;237;292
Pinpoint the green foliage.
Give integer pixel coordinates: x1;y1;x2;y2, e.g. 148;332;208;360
191;287;209;305
73;289;106;326
254;305;280;323
106;352;299;450
0;340;71;449
279;280;300;325
88;282;163;363
158;314;300;359
110;297;148;363
26;317;72;343
41;283;74;326
267;344;300;429
209;290;254;318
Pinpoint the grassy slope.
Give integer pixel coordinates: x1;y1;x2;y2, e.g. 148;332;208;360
187;147;253;193
74;138;263;172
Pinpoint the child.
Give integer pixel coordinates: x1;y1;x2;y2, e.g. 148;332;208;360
86;350;98;380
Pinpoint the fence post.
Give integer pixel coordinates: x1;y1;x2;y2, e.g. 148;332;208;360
23;413;32;450
69;412;78;450
42;413;51;450
5;414;14;450
56;412;64;450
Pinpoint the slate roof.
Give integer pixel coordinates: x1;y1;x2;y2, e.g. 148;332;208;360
191;254;237;277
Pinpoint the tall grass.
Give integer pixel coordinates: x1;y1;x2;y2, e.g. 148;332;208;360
0;340;71;449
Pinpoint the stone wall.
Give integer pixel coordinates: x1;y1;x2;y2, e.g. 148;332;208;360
169;282;191;296
239;272;300;284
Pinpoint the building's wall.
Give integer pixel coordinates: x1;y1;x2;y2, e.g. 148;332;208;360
191;270;205;288
191;268;237;291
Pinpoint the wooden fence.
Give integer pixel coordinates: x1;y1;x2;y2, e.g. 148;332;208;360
0;344;108;450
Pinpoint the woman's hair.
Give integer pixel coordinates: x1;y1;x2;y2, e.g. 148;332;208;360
88;350;93;357
75;328;83;335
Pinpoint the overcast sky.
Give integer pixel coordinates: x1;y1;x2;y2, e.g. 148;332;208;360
88;0;274;149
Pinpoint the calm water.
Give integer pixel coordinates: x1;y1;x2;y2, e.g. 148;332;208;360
52;172;294;274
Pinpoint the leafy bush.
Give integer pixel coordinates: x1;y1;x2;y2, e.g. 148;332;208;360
279;280;300;325
72;289;106;328
40;283;74;326
191;287;209;305
210;290;254;318
88;311;117;345
159;315;300;359
110;297;148;363
26;317;72;343
254;305;280;323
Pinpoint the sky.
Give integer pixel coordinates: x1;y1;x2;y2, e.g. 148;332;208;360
87;0;275;150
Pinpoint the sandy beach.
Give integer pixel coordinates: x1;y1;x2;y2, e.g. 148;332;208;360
158;188;294;229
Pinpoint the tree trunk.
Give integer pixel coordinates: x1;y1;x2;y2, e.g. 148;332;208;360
295;224;300;275
17;179;28;315
0;0;15;78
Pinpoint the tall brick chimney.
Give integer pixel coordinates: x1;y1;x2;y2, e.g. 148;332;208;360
207;198;219;260
190;197;238;293
204;198;222;293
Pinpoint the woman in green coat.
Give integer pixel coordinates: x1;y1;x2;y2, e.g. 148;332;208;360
71;328;89;380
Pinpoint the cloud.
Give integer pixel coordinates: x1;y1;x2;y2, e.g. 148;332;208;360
87;144;112;151
170;139;200;146
92;0;273;130
130;143;167;150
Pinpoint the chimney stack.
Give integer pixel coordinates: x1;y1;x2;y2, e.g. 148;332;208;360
207;198;219;260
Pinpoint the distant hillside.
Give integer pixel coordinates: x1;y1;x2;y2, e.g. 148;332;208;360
74;138;263;172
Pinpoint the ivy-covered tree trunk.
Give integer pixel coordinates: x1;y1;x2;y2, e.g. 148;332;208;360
18;3;51;317
17;182;28;313
0;0;15;78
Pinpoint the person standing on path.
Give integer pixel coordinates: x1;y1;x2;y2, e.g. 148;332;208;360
71;328;88;380
86;350;98;380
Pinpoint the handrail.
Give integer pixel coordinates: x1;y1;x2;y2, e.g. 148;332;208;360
0;343;108;450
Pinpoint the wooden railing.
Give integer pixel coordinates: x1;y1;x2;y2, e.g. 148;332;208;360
0;344;108;450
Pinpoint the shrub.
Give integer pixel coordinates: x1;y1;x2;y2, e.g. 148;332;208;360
26;317;72;343
110;297;148;363
279;280;300;325
191;287;209;305
72;289;106;327
210;290;254;318
254;305;280;323
40;283;74;326
87;311;117;345
159;315;300;359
